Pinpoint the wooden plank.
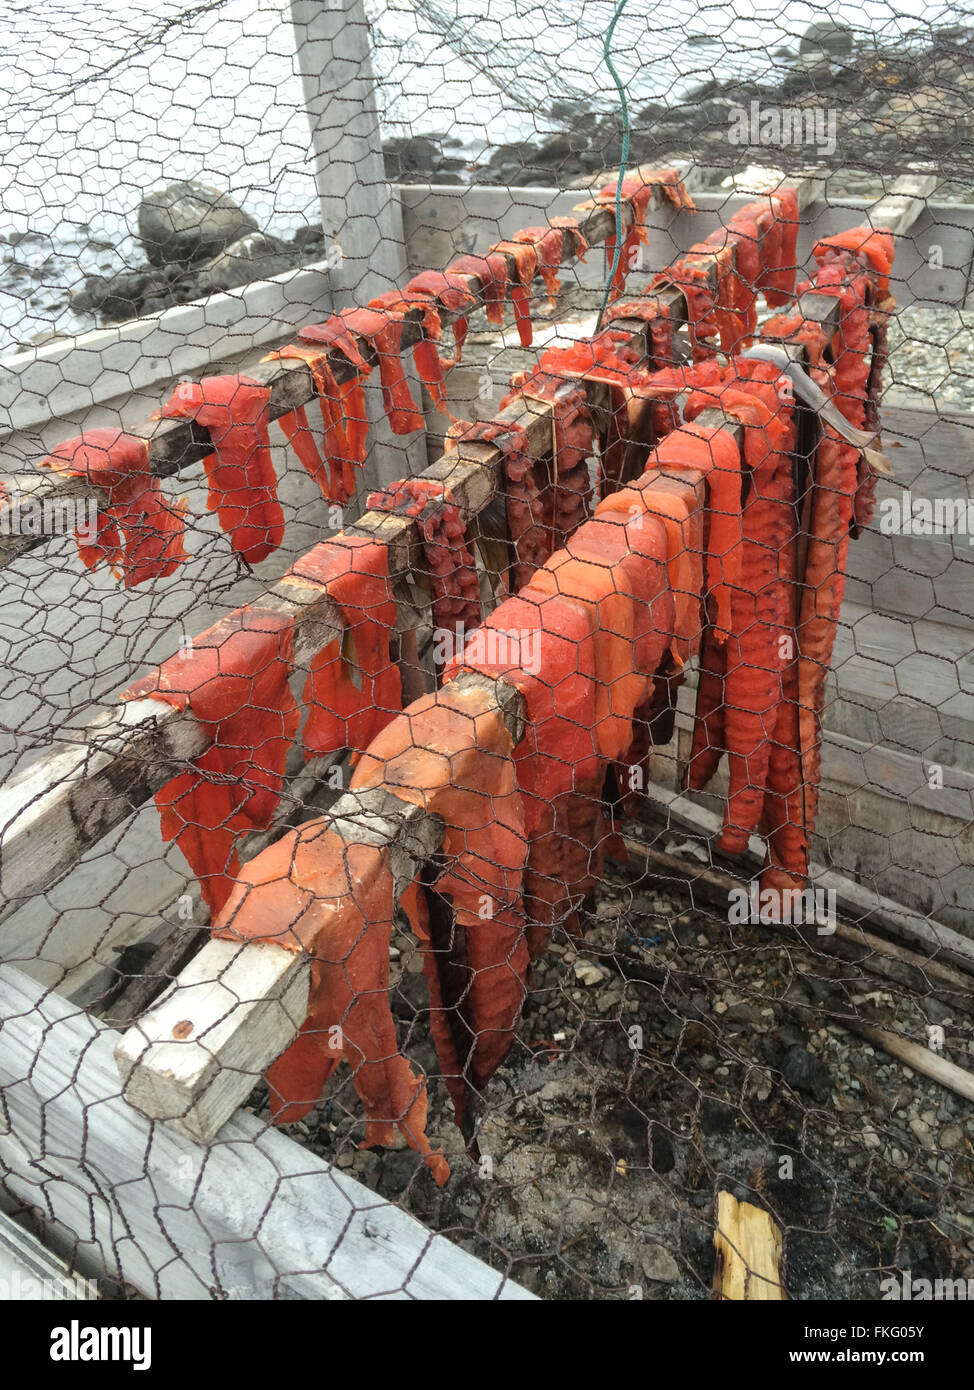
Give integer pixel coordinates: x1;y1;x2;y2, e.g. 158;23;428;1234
114;673;525;1143
0;962;535;1300
115;937;312;1144
0;1208;97;1299
713;1191;786;1300
868;171;939;237
0;699;208;923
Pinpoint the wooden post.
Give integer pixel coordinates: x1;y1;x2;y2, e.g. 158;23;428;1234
289;0;426;489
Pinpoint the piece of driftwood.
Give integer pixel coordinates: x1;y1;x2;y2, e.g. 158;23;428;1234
838;1018;974;1104
713;1191;787;1300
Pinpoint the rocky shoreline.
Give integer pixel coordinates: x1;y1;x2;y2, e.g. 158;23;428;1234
3;24;972;342
384;25;974;190
69;180;332;326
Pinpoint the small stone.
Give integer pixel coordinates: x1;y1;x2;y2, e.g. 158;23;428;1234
909;1117;934;1148
573;961;608;987
639;1243;680;1284
941;1125;964;1150
780;1044;832;1103
748;1068;774;1102
724;1002;765;1028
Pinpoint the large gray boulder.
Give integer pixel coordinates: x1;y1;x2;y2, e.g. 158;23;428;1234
798;21;854;68
137;181;258;266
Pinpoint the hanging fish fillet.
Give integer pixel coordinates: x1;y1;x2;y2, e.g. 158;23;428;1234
159;375;284;565
39;428;186;588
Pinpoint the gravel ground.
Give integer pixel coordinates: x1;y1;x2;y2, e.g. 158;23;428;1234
886;305;974;412
244;831;974;1301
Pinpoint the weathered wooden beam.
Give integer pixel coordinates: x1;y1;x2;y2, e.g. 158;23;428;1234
0;961;536;1299
114;672;525;1143
0;699;208;924
867;170;938;237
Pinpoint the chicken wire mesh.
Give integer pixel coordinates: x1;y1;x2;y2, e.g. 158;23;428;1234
0;0;972;1307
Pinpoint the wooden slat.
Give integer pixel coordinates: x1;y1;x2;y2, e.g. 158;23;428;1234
0;961;535;1300
867;171;939;237
0;1208;97;1299
713;1191;787;1300
0;259;336;440
114;673;524;1142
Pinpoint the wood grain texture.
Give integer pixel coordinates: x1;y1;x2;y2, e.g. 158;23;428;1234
0;962;534;1300
713;1191;787;1300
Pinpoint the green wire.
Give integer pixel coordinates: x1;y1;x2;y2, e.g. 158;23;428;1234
594;0;633;332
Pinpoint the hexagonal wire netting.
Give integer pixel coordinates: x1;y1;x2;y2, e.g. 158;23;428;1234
0;0;972;1302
